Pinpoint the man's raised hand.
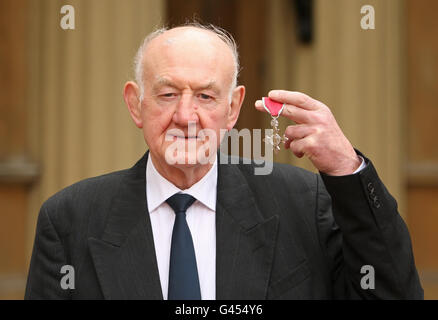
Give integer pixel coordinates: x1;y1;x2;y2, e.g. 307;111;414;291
255;90;361;176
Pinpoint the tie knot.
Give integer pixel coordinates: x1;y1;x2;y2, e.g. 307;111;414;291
166;194;196;214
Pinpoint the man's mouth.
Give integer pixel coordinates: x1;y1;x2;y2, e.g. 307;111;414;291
169;134;199;140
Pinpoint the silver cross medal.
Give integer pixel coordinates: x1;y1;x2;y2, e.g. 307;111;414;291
262;97;288;154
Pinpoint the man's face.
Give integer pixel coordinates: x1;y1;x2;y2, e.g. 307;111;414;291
138;27;243;170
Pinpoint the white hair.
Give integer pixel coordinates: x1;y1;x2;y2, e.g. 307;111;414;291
133;22;240;102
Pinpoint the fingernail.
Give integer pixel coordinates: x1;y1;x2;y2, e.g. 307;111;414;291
268;90;281;99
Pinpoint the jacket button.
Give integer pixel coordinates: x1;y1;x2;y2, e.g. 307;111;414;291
369;193;378;201
374;199;381;208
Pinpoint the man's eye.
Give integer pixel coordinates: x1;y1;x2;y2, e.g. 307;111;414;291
199;93;212;100
161;93;176;98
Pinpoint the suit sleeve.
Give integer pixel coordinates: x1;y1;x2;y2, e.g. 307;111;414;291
25;203;70;299
316;155;424;299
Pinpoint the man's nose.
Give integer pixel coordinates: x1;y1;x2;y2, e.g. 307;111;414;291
173;94;199;126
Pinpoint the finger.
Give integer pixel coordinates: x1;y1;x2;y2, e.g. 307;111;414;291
256;99;313;124
268;90;318;111
284;125;314;150
288;136;316;158
284;124;315;141
281;104;312;124
254;100;266;112
288;138;305;158
289;135;319;159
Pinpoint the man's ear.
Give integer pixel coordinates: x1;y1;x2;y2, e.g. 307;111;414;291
123;81;143;128
226;85;245;131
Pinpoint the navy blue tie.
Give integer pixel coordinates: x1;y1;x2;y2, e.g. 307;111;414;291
166;193;201;300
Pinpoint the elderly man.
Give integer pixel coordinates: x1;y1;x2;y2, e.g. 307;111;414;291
25;23;423;299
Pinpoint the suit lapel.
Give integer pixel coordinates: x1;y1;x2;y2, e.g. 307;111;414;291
216;160;280;299
88;152;163;299
87;152;282;299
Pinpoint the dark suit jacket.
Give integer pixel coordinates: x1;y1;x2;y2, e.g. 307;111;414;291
25;151;423;299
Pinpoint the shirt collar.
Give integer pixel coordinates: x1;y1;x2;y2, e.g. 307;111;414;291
146;154;218;213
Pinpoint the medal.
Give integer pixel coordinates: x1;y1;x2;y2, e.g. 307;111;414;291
262;97;288;153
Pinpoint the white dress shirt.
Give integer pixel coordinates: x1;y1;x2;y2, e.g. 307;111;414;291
146;155;217;300
146;153;365;300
